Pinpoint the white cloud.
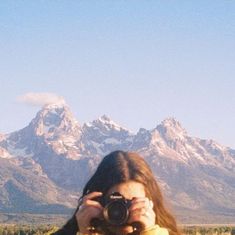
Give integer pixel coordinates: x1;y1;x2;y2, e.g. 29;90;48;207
17;92;66;107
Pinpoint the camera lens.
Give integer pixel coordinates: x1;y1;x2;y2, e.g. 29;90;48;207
104;201;129;225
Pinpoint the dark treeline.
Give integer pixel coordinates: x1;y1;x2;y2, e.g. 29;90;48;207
0;225;234;235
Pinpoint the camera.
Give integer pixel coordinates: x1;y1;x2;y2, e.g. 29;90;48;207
90;192;131;231
90;192;143;233
102;192;132;226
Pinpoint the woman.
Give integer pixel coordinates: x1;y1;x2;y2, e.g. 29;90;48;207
53;151;181;235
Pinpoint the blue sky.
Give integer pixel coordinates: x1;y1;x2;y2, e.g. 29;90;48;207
0;1;235;148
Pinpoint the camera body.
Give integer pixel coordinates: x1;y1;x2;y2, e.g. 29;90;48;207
90;192;131;232
90;192;143;233
102;192;132;226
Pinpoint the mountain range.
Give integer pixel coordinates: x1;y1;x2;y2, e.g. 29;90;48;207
0;103;234;224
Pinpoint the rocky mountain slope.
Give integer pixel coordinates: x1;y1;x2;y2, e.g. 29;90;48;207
0;103;234;223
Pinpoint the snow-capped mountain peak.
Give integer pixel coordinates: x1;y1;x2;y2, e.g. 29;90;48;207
0;103;83;160
161;117;185;131
31;102;80;137
81;115;134;155
85;115;130;133
156;117;187;141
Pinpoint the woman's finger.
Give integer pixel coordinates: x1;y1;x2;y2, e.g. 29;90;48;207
79;191;103;210
130;197;151;211
81;199;103;209
82;191;103;201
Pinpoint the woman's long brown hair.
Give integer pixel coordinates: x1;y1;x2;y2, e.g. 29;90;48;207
53;150;181;235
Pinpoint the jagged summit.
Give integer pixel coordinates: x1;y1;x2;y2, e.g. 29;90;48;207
30;102;80;137
81;115;133;155
85;115;130;133
0;103;82;160
156;117;187;140
160;117;185;131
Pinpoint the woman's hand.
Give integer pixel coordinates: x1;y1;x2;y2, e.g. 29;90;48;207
128;197;155;230
75;191;103;234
